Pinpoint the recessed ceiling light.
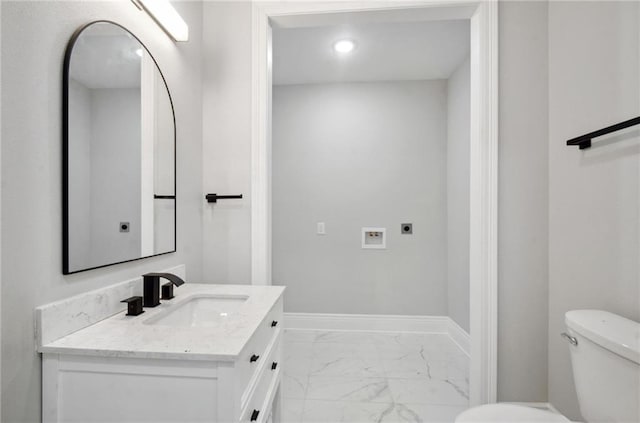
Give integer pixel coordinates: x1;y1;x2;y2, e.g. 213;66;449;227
135;48;143;57
333;39;355;54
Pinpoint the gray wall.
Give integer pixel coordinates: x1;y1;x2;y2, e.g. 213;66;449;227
446;58;470;332
548;1;639;419
0;2;204;422
497;1;550;403
272;81;448;315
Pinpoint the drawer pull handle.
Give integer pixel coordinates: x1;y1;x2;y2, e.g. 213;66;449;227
250;354;260;363
251;409;260;421
271;362;278;370
271;320;278;327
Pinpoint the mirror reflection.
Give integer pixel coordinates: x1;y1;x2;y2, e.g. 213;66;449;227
64;21;176;274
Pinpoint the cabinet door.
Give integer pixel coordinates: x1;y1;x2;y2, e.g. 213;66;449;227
44;355;220;423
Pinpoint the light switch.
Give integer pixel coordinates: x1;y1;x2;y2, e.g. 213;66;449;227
317;222;326;235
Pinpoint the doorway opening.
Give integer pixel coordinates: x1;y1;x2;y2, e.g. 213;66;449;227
251;1;498;410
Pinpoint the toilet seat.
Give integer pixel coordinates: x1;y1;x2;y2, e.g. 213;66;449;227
456;404;570;422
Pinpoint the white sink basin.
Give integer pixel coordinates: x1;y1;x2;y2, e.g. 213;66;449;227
145;294;249;327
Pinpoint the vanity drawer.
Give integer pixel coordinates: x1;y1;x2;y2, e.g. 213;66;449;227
240;341;282;423
237;298;283;396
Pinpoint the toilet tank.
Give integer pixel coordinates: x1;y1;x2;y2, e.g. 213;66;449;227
565;310;640;423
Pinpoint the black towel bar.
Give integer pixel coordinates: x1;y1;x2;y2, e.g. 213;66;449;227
205;193;243;203
566;116;640;150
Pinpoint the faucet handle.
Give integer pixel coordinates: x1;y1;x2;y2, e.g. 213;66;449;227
161;282;174;300
121;296;144;316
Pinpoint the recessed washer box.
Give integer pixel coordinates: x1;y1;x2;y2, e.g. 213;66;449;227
362;227;386;249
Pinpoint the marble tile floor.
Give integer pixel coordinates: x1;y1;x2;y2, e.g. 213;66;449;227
281;330;469;423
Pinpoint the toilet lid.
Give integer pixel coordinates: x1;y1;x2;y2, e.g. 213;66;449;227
456;404;570;422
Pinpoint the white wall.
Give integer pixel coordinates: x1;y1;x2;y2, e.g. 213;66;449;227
272;81;448;315
548;1;639;419
497;1;549;403
446;58;470;332
0;2;203;421
201;1;253;285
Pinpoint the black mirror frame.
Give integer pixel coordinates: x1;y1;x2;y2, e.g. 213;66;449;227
62;20;177;275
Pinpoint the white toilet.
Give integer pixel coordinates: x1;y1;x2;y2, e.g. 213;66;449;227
456;310;640;422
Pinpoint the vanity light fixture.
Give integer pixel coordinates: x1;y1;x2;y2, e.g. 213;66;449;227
333;39;355;54
135;0;189;42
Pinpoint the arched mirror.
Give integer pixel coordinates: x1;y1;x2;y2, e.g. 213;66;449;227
63;21;176;274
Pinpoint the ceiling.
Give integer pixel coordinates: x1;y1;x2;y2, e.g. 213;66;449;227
273;19;470;86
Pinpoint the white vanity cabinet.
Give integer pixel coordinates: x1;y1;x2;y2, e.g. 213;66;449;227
38;284;284;423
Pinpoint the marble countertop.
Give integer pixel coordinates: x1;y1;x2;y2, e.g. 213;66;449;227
38;284;285;361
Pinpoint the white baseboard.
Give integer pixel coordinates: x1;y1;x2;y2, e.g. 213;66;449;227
447;318;471;356
284;312;470;356
284;312;450;333
545;403;562;415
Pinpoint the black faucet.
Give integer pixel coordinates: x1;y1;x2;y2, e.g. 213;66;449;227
142;272;185;307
